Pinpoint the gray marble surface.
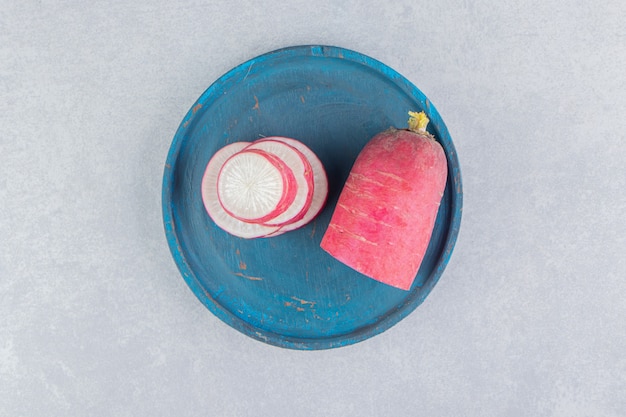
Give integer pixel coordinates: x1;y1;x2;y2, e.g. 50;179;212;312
2;1;625;416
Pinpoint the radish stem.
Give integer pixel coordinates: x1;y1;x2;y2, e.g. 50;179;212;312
408;111;429;133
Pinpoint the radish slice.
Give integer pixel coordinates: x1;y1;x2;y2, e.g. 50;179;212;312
217;148;297;224
265;137;329;234
201;142;280;238
244;139;314;227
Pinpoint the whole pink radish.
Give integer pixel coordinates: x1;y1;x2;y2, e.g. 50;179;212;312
320;112;448;290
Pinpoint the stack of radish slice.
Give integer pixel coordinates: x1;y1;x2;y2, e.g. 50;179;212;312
201;137;328;238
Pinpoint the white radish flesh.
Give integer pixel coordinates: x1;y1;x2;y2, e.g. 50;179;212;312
244;139;314;227
201;142;280;238
217;148;296;224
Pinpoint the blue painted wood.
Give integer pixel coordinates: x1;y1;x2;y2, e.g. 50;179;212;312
162;45;463;350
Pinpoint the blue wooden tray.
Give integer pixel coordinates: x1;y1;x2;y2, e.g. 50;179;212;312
162;45;462;349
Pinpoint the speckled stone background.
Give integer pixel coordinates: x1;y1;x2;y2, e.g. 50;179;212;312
2;1;625;416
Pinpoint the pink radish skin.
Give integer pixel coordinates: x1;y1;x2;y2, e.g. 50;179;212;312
320;112;447;290
244;139;314;227
266;137;328;235
201;142;280;238
217;148;297;224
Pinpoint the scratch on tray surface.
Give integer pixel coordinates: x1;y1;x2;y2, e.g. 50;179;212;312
291;296;316;307
192;103;202;114
252;95;260;110
235;248;247;270
255;331;269;342
233;272;262;281
284;301;305;312
243;62;254;81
